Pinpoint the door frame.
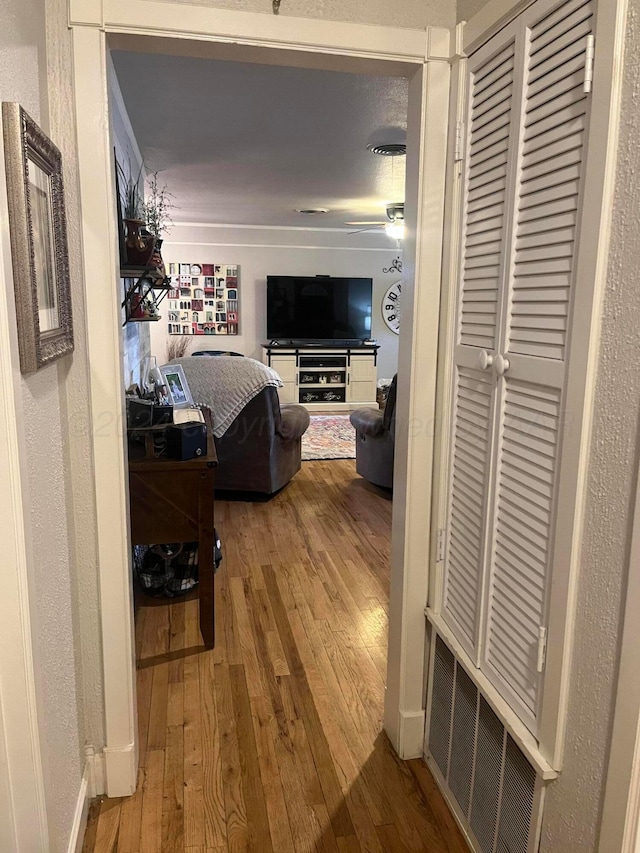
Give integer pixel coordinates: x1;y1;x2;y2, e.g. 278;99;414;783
69;1;451;795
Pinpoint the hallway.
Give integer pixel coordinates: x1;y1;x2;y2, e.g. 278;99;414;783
83;461;466;852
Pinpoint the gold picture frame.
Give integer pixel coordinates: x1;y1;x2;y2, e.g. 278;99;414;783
2;103;73;373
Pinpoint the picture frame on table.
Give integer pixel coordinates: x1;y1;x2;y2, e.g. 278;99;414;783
2;102;74;373
160;364;194;408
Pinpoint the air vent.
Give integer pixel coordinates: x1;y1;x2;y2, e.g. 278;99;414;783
367;143;406;156
426;634;543;853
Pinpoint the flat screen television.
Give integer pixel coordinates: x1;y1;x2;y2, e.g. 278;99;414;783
266;275;373;343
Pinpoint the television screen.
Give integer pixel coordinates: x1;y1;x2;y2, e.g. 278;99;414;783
267;276;373;342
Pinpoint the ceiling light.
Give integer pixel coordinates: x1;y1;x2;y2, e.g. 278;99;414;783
367;143;407;156
386;221;405;240
296;208;329;215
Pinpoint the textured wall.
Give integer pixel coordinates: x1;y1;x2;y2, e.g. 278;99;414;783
456;0;491;22
151;225;401;379
20;369;83;853
46;0;104;756
1;0;104;848
0;0;48;124
540;1;640;849
156;0;455;29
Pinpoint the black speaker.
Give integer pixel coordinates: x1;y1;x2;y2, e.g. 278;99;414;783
166;422;208;460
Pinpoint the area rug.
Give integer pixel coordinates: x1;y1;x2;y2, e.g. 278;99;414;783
302;414;356;460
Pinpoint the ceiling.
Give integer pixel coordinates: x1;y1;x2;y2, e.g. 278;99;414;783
110;51;409;231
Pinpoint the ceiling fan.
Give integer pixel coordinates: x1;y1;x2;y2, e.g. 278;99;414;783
346;202;405;239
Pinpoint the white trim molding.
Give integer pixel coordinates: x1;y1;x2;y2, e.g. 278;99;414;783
71;24;138;797
384;54;451;758
67;763;91;853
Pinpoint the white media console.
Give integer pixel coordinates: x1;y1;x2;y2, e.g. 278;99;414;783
262;344;378;411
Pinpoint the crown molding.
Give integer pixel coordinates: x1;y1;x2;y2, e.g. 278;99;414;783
172;221;391;234
164;239;397;252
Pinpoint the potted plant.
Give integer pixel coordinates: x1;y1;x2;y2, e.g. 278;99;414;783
142;171;176;275
118;160;155;267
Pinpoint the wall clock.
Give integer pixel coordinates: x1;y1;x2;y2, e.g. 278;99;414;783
382;280;402;334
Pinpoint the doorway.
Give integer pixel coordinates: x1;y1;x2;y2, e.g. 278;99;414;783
70;9;451;798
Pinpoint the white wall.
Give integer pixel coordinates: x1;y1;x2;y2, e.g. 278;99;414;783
0;0;104;848
456;0;492;22
152;223;403;380
540;1;640;849
155;0;454;29
108;58;152;389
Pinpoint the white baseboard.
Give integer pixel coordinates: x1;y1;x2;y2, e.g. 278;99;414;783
104;741;138;797
67;763;91;853
397;709;426;759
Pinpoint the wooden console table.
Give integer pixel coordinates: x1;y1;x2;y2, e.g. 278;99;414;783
128;417;218;648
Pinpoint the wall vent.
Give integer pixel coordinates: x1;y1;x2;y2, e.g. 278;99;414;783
426;634;543;853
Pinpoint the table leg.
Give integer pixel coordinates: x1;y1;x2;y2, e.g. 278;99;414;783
198;470;215;648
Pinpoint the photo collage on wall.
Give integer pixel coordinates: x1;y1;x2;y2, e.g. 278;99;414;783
166;263;239;336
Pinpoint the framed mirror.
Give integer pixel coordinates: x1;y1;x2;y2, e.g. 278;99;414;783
2;103;73;373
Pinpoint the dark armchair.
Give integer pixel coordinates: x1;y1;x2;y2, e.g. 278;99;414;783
349;375;397;489
214;386;310;494
175;355;310;495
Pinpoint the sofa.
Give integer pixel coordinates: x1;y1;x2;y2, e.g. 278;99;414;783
174;355;310;495
349;375;397;489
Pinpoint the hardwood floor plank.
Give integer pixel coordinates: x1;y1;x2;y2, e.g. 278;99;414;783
264;562;356;840
85;461;464;853
140;749;164;853
199;652;227;849
117;768;144;852
184;652;205;848
228;664;274;852
214;663;249;852
88;799;121;853
249;695;296;853
147;663;169;751
407;759;469;853
161;724;184;851
375;824;411;852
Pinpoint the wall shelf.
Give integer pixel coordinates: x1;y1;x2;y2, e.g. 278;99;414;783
121;266;172;325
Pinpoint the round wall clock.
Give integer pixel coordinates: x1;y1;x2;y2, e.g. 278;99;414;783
382;280;402;334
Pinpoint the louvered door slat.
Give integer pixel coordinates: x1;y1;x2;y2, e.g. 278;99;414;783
532;0;590;37
481;0;592;723
530;3;592;55
443;362;495;653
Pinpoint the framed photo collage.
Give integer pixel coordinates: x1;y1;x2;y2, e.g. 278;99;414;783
166;263;239;336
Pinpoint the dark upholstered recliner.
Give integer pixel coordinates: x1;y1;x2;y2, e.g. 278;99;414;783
213;386;309;494
349;375;397;489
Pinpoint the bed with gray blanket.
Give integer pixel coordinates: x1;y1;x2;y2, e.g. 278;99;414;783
170;356;310;494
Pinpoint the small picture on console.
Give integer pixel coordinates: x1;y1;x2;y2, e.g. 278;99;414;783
160;364;193;408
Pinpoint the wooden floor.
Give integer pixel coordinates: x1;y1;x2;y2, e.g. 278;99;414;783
83;460;467;853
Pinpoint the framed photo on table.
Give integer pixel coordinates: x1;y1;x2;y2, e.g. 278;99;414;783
2;102;74;373
160;364;193;408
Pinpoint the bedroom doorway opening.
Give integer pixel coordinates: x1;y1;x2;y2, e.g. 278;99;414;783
71;11;449;803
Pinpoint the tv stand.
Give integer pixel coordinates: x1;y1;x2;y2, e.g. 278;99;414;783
262;343;378;411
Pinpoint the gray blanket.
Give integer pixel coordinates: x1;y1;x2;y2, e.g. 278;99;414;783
169;356;283;438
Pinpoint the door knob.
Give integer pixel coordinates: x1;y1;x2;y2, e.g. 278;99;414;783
494;354;510;377
478;350;494;371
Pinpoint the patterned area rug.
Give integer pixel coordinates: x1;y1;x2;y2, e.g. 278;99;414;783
302;414;356;460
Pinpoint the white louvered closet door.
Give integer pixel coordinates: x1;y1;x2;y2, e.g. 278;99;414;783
442;25;521;661
481;0;595;734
